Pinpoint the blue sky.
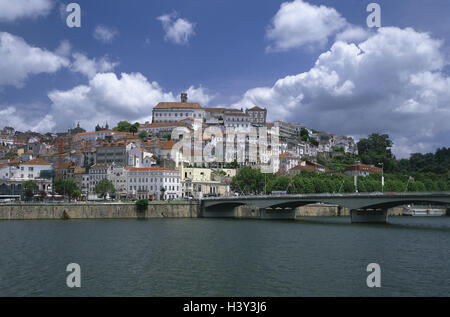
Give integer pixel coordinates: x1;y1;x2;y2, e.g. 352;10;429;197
0;0;449;158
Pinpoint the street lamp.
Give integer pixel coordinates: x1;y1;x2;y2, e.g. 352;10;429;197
378;162;384;193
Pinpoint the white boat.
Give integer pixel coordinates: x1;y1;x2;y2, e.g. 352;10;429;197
402;205;445;216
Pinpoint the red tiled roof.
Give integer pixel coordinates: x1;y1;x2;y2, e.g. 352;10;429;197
154;102;202;109
345;164;382;173
22;158;52;165
279;153;297;159
248;106;265;111
158;140;176;150
139;122;190;129
124;167;178;172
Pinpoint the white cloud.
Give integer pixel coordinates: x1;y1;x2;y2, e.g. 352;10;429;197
71;52;118;78
0;0;53;22
157;13;195;45
42;72;213;131
0;32;69;87
238;27;450;158
266;0;347;51
93;25;118;44
335;26;371;43
55;40;72;57
0;105;55;133
185;86;214;105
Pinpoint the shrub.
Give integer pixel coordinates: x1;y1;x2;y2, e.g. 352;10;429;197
135;199;149;212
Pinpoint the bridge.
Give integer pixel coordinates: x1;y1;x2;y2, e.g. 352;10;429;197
200;192;450;223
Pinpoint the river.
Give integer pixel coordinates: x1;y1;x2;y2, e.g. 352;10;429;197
0;217;449;296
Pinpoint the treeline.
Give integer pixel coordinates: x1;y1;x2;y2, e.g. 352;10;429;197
396;147;450;174
231;167;450;195
357;134;449;174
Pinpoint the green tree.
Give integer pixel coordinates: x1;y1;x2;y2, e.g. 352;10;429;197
138;131;148;140
24;180;37;199
129;123;139;135
95;179;115;199
53;179;80;200
113;121;132;132
136;199;149;212
231;166;265;195
5;152;18;158
162;133;172;141
357;133;397;172
300;127;309;142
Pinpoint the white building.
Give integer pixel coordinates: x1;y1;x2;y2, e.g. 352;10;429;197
1;158;54;181
152;94;206;124
127;143;156;168
88;163;113;195
124;167;181;200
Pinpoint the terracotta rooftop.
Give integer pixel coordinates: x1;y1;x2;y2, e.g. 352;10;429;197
22;158;52;165
158;140;176;150
279;153;298;159
125;167;178;172
248;106;265;111
139;122;191;129
345;164;382;173
154;102;202;109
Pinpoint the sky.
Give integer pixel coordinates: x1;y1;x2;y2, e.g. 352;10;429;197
0;0;449;158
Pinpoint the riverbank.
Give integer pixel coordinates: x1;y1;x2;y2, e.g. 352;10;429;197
0;203;199;220
0;203;412;220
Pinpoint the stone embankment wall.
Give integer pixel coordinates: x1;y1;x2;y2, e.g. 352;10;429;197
0;203;199;220
234;204;404;219
0;203;406;220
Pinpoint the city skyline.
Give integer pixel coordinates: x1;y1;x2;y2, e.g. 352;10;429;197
0;0;449;158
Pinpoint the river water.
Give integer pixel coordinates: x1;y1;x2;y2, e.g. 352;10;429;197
0;217;448;296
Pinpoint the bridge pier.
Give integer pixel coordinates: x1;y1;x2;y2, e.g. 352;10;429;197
260;208;296;220
350;209;388;224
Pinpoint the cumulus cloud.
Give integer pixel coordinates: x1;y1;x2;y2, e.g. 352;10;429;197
71;52;118;78
185;86;214;105
0;32;69;87
0;105;55;133
0;0;53;22
238;27;450;158
335;26;371;43
41;73;213;131
93;25;118;44
266;0;347;51
157;12;195;45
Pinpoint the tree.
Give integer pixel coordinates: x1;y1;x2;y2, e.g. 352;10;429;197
24;180;37;199
129;123;139;135
136;199;149;212
113;121;132;132
138;131;148;140
270;176;291;192
95;179;115;199
53;179;80;200
300;127;309;142
231;166;265;195
357;133;397;172
5;152;18;158
160;186;166;200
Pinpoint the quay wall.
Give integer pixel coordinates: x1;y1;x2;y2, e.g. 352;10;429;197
0;203;408;220
0;203;199;220
234;205;404;219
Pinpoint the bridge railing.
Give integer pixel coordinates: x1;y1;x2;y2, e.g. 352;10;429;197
201;191;450;200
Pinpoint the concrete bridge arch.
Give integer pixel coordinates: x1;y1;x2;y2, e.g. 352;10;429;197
201;192;450;223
